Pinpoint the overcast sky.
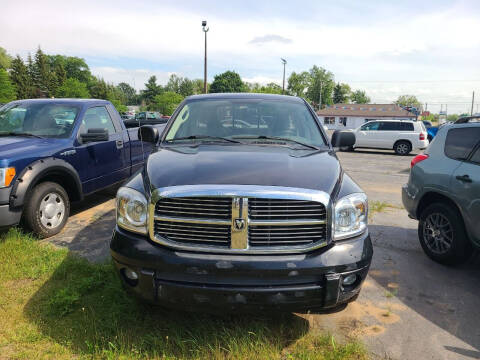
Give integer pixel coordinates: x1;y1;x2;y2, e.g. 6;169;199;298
1;0;480;113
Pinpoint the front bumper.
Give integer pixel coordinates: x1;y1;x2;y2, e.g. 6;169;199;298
0;204;22;228
110;226;373;312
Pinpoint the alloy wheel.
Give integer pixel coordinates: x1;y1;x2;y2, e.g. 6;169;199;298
422;212;453;254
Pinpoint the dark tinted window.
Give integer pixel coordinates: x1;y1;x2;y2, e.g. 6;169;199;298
445;128;480;160
379;122;400;131
360;122;380;131
470;145;480;164
399;122;414;131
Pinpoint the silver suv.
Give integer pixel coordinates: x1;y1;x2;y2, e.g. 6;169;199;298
402;117;480;264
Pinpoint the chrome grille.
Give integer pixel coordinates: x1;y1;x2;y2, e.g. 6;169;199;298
155;197;231;220
249;199;326;221
154;220;230;247
150;186;330;254
248;224;327;247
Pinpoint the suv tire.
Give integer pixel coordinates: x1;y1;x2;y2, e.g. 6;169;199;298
24;182;70;239
418;203;472;265
394;141;412;155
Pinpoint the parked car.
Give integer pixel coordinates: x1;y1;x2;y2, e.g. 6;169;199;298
0;99;164;238
422;120;439;142
350;120;428;155
110;93;373;312
402;116;480;264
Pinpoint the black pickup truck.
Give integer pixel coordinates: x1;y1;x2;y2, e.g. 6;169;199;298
110;93;372;312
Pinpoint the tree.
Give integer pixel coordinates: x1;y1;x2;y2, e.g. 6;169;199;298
0;69;16;103
165;74;182;93
141;76;163;105
333;83;351;103
56;78;90;98
48;55;91;83
395;95;423;112
179;78;195;97
350;90;371;104
209;71;246;93
151;92;183;115
9;56;31;99
32;47;53;97
305;65;334;108
248;82;283;94
0;47;13;70
88;77;108;99
287;71;309;97
192;79;206;94
117;82;137;105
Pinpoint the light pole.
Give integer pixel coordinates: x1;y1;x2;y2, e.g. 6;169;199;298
202;20;209;94
281;58;287;94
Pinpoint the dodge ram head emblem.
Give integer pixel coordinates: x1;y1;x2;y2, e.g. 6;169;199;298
234;218;245;231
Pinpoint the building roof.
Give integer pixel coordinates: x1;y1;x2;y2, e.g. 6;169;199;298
317;103;415;118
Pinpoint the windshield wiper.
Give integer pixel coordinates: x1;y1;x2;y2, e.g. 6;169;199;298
165;135;242;144
0;132;44;139
232;135;319;150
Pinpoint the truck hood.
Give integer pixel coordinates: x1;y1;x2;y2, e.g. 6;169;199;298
146;144;341;194
0;136;69;163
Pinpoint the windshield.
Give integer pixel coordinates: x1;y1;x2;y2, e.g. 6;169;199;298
164;99;326;147
0;102;79;138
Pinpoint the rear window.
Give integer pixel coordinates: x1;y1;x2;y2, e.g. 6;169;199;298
445;127;480;160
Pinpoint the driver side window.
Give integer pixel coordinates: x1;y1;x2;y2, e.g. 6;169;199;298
82;107;116;135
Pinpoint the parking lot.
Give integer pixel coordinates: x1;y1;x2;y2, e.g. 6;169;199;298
46;148;480;360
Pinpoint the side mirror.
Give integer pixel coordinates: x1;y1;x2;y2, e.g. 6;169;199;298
331;130;355;148
138;125;159;144
80;128;109;143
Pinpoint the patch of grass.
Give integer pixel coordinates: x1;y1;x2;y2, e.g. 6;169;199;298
0;228;368;359
384;289;398;299
368;201;402;220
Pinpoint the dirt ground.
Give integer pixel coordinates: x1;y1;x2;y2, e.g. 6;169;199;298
47;148;480;360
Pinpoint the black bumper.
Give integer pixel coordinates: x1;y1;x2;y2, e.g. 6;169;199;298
110;227;373;312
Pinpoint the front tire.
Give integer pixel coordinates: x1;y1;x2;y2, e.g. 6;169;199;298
418;203;471;265
24;182;70;238
394;141;411;155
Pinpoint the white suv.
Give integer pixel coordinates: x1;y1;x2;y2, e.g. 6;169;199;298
350;120;428;155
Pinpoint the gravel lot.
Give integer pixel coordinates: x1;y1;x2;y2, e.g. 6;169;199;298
48;147;480;360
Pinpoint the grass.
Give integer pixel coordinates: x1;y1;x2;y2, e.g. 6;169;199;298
368;201;402;220
0;228;368;360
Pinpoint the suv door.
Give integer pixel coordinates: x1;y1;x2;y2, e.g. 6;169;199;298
76;106;129;194
377;121;400;148
448;128;480;246
356;121;380;147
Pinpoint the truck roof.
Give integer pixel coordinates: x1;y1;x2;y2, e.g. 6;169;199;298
185;93;304;103
8;98;111;106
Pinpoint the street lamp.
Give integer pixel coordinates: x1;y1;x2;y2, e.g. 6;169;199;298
281;58;287;94
202;20;209;94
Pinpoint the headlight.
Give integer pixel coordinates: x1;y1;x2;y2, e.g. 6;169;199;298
116;187;148;235
0;167;16;188
333;193;368;240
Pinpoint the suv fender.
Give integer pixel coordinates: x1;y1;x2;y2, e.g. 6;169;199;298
9;157;83;209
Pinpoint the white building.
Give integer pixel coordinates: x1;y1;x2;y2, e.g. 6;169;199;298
317;104;416;130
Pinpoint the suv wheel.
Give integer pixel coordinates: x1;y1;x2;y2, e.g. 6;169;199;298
418;203;472;265
394;141;411;155
24;182;70;239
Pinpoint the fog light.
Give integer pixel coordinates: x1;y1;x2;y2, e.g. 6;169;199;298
124;268;138;280
342;274;357;286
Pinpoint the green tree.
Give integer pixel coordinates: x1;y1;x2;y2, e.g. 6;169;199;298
209;71;246;93
333;83;351;103
32;47;53;97
88;77;108;99
56;78;90;98
117;82;137;105
287;71;309;97
179;78;195;97
48;55;91;83
141;76;163;105
395;95;423;111
165;74;182;93
248;82;283;94
0;47;13;70
350;90;371;104
151;91;183;115
447;114;459;122
306;66;334;109
0;69;16;103
192;79;206;94
9;56;31;99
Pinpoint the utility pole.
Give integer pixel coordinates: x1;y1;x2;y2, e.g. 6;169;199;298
202;20;209;94
471;91;475;116
281;58;287;94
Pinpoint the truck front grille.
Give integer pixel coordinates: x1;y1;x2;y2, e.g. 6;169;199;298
151;189;329;254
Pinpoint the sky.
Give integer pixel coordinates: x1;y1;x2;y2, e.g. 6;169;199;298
1;0;480;114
